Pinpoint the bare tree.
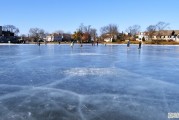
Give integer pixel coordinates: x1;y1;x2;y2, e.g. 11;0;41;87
73;24;97;43
146;25;156;40
29;28;45;42
100;24;119;40
156;21;169;31
2;25;20;36
78;23;92;33
90;28;97;41
126;25;141;35
155;21;169;38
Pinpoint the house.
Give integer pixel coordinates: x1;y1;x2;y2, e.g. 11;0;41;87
46;33;62;42
136;30;179;42
151;30;179;41
136;32;149;41
104;37;113;42
153;30;179;42
0;25;15;37
2;31;15;36
61;33;72;42
176;35;179;42
101;33;117;42
0;26;18;43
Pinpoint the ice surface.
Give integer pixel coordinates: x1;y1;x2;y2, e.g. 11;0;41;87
0;44;179;120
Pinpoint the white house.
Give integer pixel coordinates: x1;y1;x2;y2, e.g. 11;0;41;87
46;33;62;42
104;37;113;42
136;32;149;41
175;34;179;42
136;30;179;42
158;30;179;42
102;33;117;42
150;30;179;41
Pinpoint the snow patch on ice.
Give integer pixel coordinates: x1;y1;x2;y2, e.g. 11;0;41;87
64;68;116;76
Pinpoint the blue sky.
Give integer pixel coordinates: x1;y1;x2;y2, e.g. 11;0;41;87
1;0;179;35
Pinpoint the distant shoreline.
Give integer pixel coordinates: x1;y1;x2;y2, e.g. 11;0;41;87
1;42;179;46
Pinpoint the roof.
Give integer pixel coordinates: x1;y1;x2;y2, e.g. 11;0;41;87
144;30;179;36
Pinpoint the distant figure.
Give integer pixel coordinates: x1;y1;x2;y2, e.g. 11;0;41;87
92;41;94;46
45;41;47;45
127;40;130;47
80;44;83;47
70;41;74;48
59;41;61;44
138;41;142;49
38;41;40;46
97;40;99;46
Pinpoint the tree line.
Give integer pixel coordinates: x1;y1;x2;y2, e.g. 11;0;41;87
1;21;170;43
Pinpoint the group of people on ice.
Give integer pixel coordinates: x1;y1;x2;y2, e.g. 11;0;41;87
127;40;142;49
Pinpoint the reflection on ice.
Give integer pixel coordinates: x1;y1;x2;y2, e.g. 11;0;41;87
0;45;179;120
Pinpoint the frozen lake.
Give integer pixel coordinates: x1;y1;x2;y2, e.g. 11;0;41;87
0;44;179;120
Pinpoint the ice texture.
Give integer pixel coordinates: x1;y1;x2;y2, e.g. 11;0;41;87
0;44;179;120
